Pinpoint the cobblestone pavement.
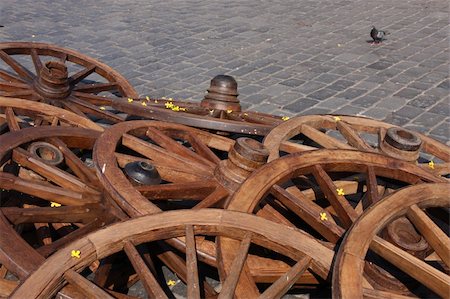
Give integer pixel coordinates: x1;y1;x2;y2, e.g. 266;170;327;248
0;0;448;297
1;0;449;143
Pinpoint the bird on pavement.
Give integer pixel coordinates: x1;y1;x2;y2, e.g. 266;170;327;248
370;26;389;44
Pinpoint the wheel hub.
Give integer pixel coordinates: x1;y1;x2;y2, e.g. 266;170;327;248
33;60;71;101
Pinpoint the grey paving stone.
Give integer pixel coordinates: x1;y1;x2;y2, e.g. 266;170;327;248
407;94;441;109
429;101;450;117
412;112;446;128
299;107;333;115
366;61;393;70
308;88;338;100
430;122;450;139
284;98;319;113
393;88;423;99
394;105;424;119
317;97;349;109
383;114;411;126
326;80;355;91
375;97;409;111
351;96;380;108
279;78;306;87
332;105;366;116
337;88;367;100
361;107;393;120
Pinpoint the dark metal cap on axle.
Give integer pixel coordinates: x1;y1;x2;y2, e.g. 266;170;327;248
124;161;162;186
201;75;241;112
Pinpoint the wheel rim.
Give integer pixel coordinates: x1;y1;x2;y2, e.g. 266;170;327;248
10;209;335;298
263;115;450;177
0;42;137;124
0;96;103;133
219;149;446;297
332;183;450;298
0;126;120;285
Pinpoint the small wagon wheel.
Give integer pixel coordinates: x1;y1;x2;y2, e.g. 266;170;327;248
93;120;274;217
0;42;137;124
10;209;335;298
113;75;284;135
0;96;103;133
263;115;450;176
0;126;121;286
219;149;446;297
333;183;450;298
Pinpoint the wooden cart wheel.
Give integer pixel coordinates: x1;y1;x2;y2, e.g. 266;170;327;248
218;149;447;297
333;183;450;298
0;126;122;287
10;209;335;298
92;120;274;218
113;75;284;135
0;42;137;124
0;96;103;133
263;115;450;176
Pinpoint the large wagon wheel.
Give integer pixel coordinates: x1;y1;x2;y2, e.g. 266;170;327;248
333;183;450;298
0;42;137;124
113;75;284;135
10;209;335;298
218;149;447;297
0;126;122;292
0;96;103;134
263;115;450;176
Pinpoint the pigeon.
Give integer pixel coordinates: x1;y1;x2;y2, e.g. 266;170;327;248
370;26;389;44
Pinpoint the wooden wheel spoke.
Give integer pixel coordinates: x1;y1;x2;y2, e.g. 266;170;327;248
0;50;35;81
5;107;21;131
185;225;200;299
30;48;43;75
61;100;88;118
122;134;213;176
37;219;105;257
258;256;312;299
192;185;229;209
0;80;30;91
12;147;101;198
406;204;450;268
115;152;206;183
72;82;118;93
371;236;450;298
59;53;68;63
336;120;374;151
2;204;100;225
186;132;222;164
0;89;35;99
0;172;94;206
72;91;113;105
123;241;168;299
311;165;359;228
362;288;418;299
146;127;216;169
64;270;114;298
0;278;17;297
136;180;218;200
256;203;297;227
366;165;380;204
301;124;353;149
47;137;100;188
66;96;125;123
279;140;317;153
28;213;53;246
68;64;96;85
0;69;27;83
218;233;253;299
270;185;344;242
